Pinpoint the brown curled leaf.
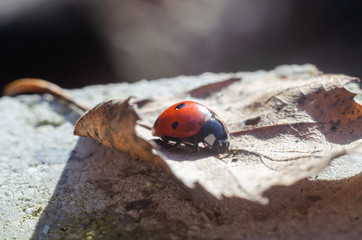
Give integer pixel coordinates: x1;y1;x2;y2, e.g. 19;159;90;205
4;78;90;112
74;97;170;171
74;71;362;203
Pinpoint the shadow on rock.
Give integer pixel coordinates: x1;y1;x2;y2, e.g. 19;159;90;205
31;137;362;239
31;137;192;239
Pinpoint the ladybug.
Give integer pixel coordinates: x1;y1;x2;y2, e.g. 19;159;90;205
152;101;230;153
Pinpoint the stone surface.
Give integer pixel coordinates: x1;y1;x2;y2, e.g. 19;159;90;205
0;65;361;239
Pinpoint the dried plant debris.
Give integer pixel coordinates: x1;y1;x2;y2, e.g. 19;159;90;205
74;73;362;203
74;98;170;171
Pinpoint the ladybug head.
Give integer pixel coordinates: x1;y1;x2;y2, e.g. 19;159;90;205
214;138;230;154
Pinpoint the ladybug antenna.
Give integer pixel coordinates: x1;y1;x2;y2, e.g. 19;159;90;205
138;122;152;130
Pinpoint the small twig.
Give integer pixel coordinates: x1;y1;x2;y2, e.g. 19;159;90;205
229;121;324;136
229;147;323;170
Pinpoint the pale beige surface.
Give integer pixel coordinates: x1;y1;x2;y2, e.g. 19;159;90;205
0;65;361;239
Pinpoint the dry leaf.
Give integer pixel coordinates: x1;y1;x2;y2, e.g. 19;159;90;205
74;74;362;203
74;98;170;171
3;78;90;112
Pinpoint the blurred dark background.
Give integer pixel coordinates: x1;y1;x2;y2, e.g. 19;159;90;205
1;0;362;90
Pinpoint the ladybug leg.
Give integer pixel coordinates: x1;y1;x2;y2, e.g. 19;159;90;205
167;140;182;151
173;140;181;148
192;138;200;153
161;137;169;144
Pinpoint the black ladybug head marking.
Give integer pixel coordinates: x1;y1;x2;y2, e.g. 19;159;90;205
215;139;230;154
174;102;186;110
171;121;179;130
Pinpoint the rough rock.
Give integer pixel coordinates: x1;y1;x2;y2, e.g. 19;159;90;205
0;65;361;239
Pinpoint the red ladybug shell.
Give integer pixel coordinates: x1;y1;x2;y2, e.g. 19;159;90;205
152;101;223;139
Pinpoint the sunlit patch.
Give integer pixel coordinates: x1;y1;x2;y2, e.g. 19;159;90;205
204;133;216;146
198;105;213;122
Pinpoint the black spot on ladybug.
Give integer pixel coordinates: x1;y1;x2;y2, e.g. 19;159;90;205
175;102;186;110
171;121;179;130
